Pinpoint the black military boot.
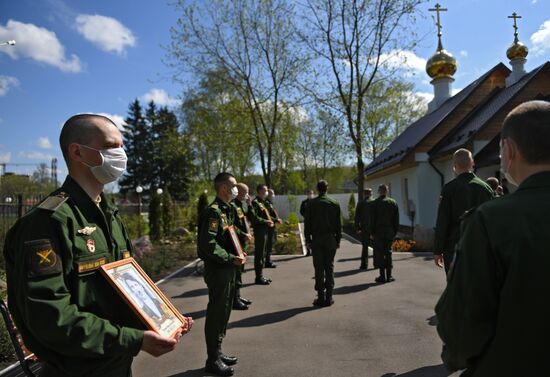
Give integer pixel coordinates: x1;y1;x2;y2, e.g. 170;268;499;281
325;290;334;306
255;277;271;285
313;291;325;307
375;268;386;283
205;348;234;376
218;346;238;366
386;268;395;282
233;297;248;310
239;297;252;305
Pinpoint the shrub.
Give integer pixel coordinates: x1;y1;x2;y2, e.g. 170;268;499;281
274;233;300;255
392;239;416;252
197;192;209;223
120;214;148;240
0;291;15;364
149;193;163;241
287;212;299;225
162;191;175;237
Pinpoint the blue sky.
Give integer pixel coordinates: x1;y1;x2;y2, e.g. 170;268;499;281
1;0;549;179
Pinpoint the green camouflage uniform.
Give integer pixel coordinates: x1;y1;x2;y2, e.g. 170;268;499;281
435;172;550;376
197;197;240;360
264;198;280;265
434;172;494;272
304;194;341;295
354;198;373;268
251;197;271;280
368;195;399;270
3;176;143;377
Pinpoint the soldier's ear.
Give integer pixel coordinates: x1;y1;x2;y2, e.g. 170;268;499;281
68;143;83;162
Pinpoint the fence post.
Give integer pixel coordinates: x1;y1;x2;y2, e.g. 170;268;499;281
17;194;23;219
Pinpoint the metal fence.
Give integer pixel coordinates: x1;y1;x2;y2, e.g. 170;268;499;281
0;195;44;256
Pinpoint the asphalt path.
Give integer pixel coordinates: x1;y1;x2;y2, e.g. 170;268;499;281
133;238;453;377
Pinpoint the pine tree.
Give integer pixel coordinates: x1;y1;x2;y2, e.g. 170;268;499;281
348;193;356;222
149;192;163;241
119;99;155;194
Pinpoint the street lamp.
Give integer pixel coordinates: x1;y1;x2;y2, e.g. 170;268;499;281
136;186;143;237
156;188;163;195
0;40;16;46
5;197;13;203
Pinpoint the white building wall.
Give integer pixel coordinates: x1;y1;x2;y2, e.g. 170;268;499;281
270;193;355;221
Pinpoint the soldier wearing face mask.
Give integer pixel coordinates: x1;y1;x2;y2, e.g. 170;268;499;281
251;184;274;285
265;189;283;268
230;183;254;310
3;114;192;377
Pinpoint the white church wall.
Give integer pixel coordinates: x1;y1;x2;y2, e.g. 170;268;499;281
415;162;444;229
365;166;419;228
270;193;354;221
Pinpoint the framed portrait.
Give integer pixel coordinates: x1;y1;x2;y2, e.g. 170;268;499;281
244;217;252;236
100;258;187;339
227;225;245;258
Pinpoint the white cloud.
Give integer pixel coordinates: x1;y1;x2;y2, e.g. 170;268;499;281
0;20;81;72
18;151;54;160
531;20;550;55
0;152;11;163
141;89;179;107
95;112;126;130
75;14;136;55
460;50;468;57
415;92;434;102
532;0;538;4
379;49;427;76
0;75;19;96
38;137;52;149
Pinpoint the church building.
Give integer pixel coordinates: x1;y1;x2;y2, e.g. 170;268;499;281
364;9;550;234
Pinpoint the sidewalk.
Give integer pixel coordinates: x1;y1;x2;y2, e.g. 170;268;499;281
133;239;450;377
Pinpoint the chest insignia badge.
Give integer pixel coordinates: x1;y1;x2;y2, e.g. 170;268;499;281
78;226;97;236
86;239;96;253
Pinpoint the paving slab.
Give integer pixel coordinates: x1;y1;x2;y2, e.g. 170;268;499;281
133;239;452;377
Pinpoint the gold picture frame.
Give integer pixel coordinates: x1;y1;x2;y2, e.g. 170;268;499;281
100;258;187;339
227;225;245;258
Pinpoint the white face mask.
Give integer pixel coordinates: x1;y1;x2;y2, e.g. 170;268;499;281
231;186;239;199
501;159;518;187
80;144;127;184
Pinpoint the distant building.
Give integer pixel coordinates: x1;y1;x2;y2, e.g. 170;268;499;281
364;12;548;230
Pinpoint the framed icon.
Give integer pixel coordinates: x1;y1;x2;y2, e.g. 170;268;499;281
227;225;245;258
100;258;187;339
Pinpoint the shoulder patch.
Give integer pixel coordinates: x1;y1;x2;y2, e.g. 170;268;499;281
38;194;68;211
25;239;62;278
209;218;219;232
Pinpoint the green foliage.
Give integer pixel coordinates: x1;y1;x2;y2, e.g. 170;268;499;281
274;233;300;255
120;214;148;240
278;221;298;235
287;212;300;225
161;191;175;237
348;193;356;221
149;193;163;241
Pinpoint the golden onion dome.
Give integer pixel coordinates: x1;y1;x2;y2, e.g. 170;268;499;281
506;40;528;60
426;45;457;80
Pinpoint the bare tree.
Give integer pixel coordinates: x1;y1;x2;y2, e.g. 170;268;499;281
167;0;309;186
300;0;425;200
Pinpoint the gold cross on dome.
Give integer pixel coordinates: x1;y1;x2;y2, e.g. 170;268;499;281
429;3;448;38
508;12;522;39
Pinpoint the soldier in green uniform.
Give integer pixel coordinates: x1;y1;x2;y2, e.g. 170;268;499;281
305;180;341;307
265;189;283;268
354;187;373;270
231;183;254;310
3;114;190;377
368;184;399;283
251;185;274;285
435;100;550;376
434;149;494;273
198;172;246;376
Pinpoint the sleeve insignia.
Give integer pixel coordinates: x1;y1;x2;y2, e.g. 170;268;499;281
25;239;62;278
209;218;219;232
236;208;244;218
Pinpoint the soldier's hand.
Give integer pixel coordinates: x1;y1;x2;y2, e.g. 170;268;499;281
267;220;274;228
181;316;194;335
277;218;283;224
233;255;246;266
245;233;253;241
434;254;444;268
141;330;178;357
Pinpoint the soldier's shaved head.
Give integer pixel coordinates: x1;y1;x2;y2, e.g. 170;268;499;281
453;149;474;170
236;183;249;192
502;100;550;164
486;177;499;191
378;184;388;195
60;114;118;163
